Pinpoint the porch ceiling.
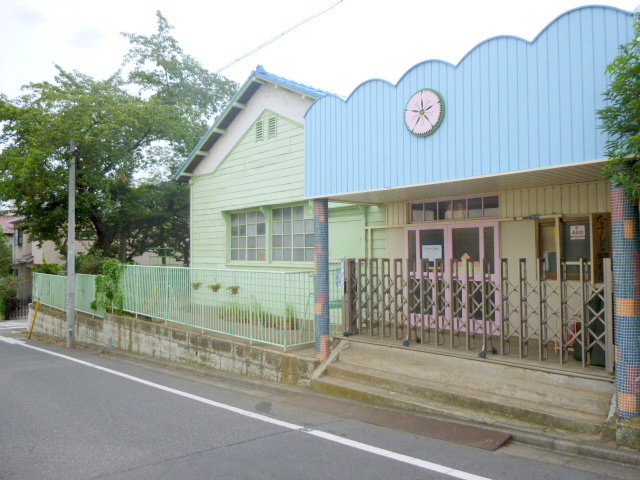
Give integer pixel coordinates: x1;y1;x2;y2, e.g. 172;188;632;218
315;159;608;205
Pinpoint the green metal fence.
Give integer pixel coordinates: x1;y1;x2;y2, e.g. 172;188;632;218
33;273;104;317
33;265;344;350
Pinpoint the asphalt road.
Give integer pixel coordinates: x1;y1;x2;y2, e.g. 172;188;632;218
1;320;637;480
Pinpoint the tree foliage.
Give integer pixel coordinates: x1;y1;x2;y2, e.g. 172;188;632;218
598;15;640;199
0;12;237;262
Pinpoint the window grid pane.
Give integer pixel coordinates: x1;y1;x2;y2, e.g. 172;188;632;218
273;206;313;262
230;209;266;262
410;196;500;222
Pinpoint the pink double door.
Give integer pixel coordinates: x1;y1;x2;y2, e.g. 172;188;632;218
406;222;501;332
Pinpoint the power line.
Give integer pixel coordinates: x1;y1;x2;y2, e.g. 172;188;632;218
214;0;344;74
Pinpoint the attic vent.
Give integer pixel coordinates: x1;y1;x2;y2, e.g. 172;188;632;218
255;121;264;142
268;117;277;139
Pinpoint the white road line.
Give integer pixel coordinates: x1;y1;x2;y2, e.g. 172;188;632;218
0;335;494;480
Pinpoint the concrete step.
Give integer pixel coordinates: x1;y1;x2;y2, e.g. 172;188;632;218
336;349;611;415
313;369;606;435
344;341;613;394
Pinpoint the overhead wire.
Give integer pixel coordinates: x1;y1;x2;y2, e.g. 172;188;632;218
214;0;344;74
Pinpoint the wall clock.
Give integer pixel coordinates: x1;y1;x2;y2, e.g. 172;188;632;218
404;89;444;136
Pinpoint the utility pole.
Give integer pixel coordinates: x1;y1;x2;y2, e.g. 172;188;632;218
66;141;77;348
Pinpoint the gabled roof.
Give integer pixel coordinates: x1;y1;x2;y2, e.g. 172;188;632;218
173;65;334;181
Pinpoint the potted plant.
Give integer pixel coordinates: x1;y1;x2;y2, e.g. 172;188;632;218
191;282;202;291
208;283;222;293
279;303;299;330
227;285;240;295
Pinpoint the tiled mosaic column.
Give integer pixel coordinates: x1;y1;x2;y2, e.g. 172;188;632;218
314;198;330;361
611;184;640;419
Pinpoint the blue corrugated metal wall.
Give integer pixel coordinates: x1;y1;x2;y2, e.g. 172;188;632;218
305;6;635;198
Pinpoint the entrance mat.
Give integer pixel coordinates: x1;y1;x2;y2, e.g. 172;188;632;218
284;394;511;451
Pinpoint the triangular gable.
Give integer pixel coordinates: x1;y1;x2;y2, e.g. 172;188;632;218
174;66;334;180
202;109;304;179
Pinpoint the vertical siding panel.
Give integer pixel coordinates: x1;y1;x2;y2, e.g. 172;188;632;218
471;50;481;176
598;181;610;212
516;41;529;170
460;58;470;178
513;191;523;218
489;40;501;174
557;15;572;165
587;183;598;213
591;9;615;158
505;190;515;218
546;22;560;166
528;38;540;169
480;45;491;175
581;9;597;159
536;30;550;166
578;184;589;214
554;187;571;213
520;189;530;217
528;189;537;215
553;186;563;214
539;187;548;214
569;185;579;214
499;192;507;218
569;10;585;163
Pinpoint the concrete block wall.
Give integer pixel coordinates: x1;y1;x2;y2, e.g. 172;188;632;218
29;305;319;387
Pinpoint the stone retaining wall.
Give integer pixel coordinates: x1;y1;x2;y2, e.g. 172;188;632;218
29;305;319;387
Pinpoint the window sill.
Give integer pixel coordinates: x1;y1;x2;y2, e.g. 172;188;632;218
226;260;313;270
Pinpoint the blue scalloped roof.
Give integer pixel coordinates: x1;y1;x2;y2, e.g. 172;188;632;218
305;5;637;198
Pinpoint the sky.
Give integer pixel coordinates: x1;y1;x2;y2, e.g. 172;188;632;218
1;0;639;104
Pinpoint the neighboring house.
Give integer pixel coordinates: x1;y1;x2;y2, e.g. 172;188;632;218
173;65;383;270
4;215;179;299
305;5;639;417
7;217;92;299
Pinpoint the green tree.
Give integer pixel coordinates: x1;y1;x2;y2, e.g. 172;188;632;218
0;11;237;262
598;15;640;199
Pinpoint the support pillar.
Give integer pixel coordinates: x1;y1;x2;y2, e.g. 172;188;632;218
314;198;330;361
611;185;640;419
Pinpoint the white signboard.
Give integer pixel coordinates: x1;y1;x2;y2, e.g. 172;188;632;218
569;225;586;240
422;244;443;261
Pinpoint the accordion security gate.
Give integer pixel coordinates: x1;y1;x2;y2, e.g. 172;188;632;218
345;258;614;371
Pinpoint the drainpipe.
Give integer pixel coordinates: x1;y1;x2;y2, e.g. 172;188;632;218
610;184;640;419
314;198;330;361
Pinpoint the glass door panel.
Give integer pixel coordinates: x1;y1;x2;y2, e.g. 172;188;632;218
483;226;495;274
452;227;480;260
419;229;444;270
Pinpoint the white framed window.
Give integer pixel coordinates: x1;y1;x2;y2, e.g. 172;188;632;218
228;204;314;264
230;210;266;261
272;206;314;262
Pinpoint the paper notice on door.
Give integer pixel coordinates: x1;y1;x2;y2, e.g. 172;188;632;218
422;245;442;261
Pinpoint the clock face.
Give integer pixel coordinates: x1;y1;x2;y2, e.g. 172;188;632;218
404;89;444;136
